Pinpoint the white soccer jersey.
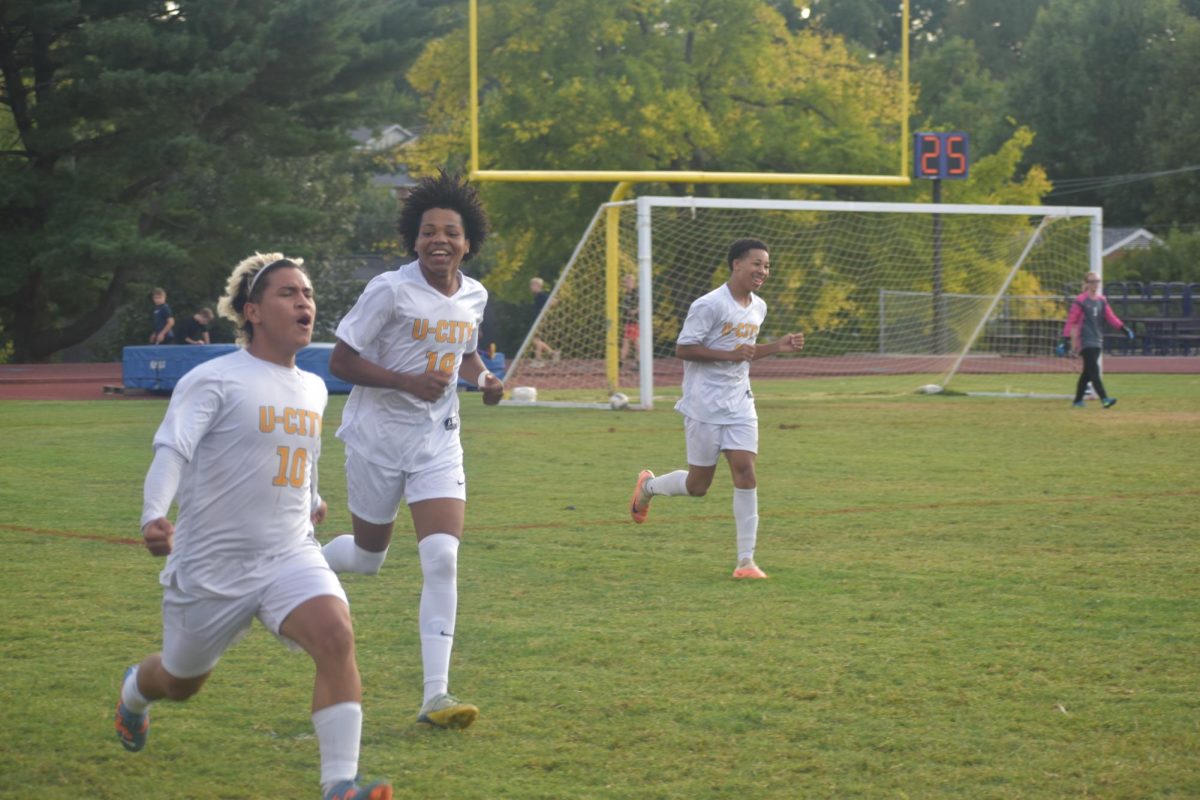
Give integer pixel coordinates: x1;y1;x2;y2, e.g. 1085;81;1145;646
151;348;328;597
674;283;767;424
335;260;488;472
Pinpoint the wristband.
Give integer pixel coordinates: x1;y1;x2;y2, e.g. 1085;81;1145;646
478;370;493;386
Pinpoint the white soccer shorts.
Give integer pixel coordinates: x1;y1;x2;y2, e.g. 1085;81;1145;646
344;447;466;525
683;416;759;467
160;544;347;679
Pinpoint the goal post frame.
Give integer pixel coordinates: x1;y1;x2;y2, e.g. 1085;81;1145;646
619;196;1102;409
505;195;1101;408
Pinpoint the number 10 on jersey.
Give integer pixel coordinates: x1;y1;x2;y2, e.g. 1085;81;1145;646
274;446;309;488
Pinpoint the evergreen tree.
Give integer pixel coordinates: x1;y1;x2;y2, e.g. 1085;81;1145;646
0;0;402;361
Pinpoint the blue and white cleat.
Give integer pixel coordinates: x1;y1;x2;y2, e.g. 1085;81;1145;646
114;667;149;752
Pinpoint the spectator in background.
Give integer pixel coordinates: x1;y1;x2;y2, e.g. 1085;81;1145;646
1062;271;1134;409
149;288;175;345
177;307;215;345
529;276;560;362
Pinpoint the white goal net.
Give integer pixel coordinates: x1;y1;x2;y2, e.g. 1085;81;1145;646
504;196;1102;407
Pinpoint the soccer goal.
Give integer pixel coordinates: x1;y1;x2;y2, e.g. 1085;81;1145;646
503;196;1102;408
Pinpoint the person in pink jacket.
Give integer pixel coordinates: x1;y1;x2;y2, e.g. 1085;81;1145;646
1061;272;1134;408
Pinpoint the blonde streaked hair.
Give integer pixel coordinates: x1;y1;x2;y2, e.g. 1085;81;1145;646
217;252;307;345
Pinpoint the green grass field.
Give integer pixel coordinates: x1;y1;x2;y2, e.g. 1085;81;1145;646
2;375;1198;799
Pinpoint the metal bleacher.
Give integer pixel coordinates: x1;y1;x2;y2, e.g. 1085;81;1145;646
1101;281;1200;355
1102;281;1195;319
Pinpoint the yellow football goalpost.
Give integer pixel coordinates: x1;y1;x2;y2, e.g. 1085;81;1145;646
465;0;914;392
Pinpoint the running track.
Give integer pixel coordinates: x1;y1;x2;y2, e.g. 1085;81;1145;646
0;355;1196;401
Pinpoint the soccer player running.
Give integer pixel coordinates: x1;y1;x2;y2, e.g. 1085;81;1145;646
322;170;503;730
630;238;803;579
115;254;392;800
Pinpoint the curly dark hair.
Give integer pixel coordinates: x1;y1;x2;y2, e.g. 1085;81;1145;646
397;169;490;260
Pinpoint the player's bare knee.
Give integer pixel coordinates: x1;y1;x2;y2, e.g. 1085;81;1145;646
730;465;756;488
307;619;356;663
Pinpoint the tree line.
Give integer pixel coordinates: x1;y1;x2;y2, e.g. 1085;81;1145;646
2;0;1198;362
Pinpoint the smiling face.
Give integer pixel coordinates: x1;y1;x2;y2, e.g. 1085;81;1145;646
416;207;470;293
243;265;315;366
729;248;770;298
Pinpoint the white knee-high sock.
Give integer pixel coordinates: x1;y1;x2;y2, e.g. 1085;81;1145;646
322;534;388;575
121;665;151;713
313;701;362;791
419;533;459;703
733;487;759;562
647;469;690;497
